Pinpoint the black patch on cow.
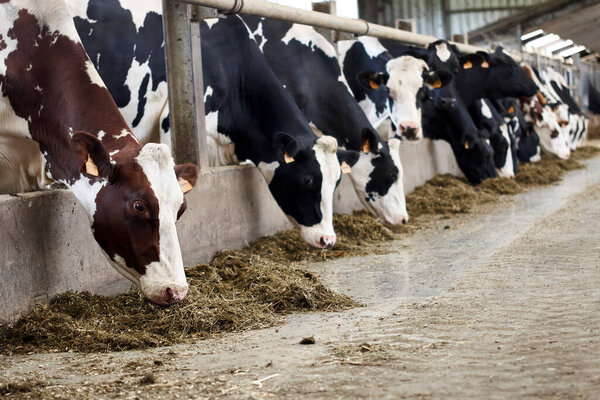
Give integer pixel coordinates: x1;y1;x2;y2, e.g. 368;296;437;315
366;150;398;199
161;115;170;134
74;0;166;127
132;73;150;127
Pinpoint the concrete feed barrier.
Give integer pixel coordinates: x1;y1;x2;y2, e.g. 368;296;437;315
0;138;460;322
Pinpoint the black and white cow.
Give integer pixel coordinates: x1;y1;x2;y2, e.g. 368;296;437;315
494;97;541;163
243;16;409;225
542;67;588;149
521;63;571;159
337;36;452;140
469;99;516;177
200;16;355;248
381;39;497;183
0;0;198;305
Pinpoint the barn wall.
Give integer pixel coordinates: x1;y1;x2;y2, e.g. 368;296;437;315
358;0;546;39
0;139;459;322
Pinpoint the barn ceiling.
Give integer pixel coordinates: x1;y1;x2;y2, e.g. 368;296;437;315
539;2;600;53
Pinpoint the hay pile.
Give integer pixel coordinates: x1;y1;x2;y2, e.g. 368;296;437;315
1;146;598;354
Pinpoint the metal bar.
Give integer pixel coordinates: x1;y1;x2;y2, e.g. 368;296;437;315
190;19;209;170
173;0;485;53
448;6;529;14
162;0;201;166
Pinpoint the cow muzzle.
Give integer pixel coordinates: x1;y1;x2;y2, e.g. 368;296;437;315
146;283;189;305
399;122;421;140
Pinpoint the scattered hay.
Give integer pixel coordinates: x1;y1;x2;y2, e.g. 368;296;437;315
1;146;598;355
299;336;316;345
140;373;157;385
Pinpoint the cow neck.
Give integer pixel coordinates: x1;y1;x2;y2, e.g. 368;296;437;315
0;6;139;184
258;19;375;151
201;16;314;164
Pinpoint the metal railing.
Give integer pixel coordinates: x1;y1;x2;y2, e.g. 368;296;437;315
162;0;487;167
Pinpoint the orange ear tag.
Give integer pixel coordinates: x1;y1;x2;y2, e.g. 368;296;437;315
369;80;380;89
508;106;515;114
464;141;470;150
178;178;193;194
432;79;442;89
341;161;352;174
463;61;473;69
481;61;489;68
361;140;371;153
284;153;295;163
85;154;99;176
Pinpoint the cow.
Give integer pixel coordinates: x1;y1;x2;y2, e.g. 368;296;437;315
337;36;452;140
380;39;497;184
494;98;541;163
70;2;353;249
542;67;588;149
468;99;516;177
521;63;571;159
242;16;409;225
0;0;198;305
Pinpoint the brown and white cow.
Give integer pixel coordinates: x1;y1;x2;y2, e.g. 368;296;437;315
0;0;198;304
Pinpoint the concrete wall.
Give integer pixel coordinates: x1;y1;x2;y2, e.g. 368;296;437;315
0;138;460;322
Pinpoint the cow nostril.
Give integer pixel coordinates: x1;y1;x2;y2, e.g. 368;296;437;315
165;287;174;302
401;218;408;225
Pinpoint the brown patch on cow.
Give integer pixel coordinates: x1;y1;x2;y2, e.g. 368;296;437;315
0;7;138;183
0;33;6;51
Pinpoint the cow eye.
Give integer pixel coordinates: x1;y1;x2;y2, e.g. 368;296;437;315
134;201;146;213
551;130;559;139
304;175;314;186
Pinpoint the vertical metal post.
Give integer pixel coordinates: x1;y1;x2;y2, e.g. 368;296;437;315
162;0;203;167
312;1;336;43
396;18;416;33
190;15;209;170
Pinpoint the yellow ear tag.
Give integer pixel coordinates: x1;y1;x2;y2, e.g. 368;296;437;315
464;141;470;150
463;61;473;69
284;153;295;163
361;140;371;153
85;154;99;176
481;61;489;68
369;80;380;89
508;106;515;114
341;161;352;174
178;178;193;194
432;79;442;89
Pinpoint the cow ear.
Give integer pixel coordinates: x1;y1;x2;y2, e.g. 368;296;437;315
273;132;299;163
424;70;453;88
360;128;379;154
357;70;389;90
175;163;198;194
71;131;112;178
336;149;360;173
460;53;485;70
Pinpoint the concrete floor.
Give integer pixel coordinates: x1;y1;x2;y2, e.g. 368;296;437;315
2;156;600;399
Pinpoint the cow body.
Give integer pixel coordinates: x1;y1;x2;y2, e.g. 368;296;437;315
243;16;408;225
0;0;197;304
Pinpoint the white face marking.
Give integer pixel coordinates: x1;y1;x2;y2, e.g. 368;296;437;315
281;23;337;59
296;136;340;248
385;56;427;138
135;143;188;301
535;107;571;160
97;130;106;141
204;86;214;102
205;18;219;29
480;100;493;119
436;42;451;62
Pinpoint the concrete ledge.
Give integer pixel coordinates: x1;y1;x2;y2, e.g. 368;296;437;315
0;138;460;322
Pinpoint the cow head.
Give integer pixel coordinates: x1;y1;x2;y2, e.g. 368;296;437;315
475;47;538;98
346;128;408;225
424;41;463;111
456;129;497;184
383;55;452;140
521;98;570;159
261;134;343;249
71;132;198;305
